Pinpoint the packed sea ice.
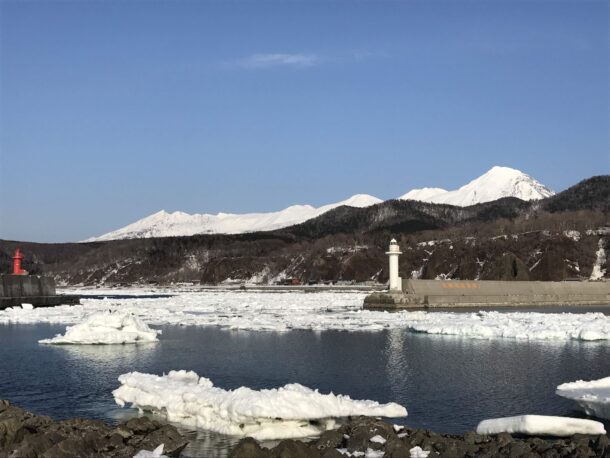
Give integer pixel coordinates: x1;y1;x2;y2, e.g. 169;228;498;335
475;415;606;436
1;288;609;341
39;311;160;345
556;376;610;420
113;370;407;440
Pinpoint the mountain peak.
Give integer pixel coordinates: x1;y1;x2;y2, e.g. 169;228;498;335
400;166;554;206
486;165;524;175
339;194;384;207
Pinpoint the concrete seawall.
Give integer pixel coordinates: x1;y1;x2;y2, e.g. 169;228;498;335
0;275;79;309
364;279;610;309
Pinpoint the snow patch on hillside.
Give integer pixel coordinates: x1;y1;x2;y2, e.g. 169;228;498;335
563;230;581;242
113;370;407;440
590;238;607;280
400;166;554;206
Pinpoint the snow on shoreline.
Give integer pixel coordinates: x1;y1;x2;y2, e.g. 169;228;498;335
2;290;610;341
476;415;606;436
556;376;610;420
113;370;407;440
39;311;160;345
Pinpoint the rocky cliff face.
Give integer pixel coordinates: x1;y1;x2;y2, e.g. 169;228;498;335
1;177;608;286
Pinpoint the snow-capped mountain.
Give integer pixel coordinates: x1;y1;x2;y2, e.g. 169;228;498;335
85;194;382;241
399;166;554;206
86;166;554;242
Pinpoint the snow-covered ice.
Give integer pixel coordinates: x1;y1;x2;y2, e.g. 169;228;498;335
39;311;160;345
2;289;610;341
369;435;386;444
133;444;167;457
556;376;610;420
113;370;407;440
409;446;431;458
475;415;606;436
404;311;610;341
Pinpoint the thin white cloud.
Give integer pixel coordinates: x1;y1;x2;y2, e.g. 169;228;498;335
240;53;320;69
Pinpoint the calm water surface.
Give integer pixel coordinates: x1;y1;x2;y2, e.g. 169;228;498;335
1;312;609;456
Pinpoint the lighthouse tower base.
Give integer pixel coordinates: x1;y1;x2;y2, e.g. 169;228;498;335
363;289;425;309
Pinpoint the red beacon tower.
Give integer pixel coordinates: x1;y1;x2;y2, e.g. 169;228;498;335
12;249;26;275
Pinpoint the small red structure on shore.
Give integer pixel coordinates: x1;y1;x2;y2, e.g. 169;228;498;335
12;249;26;275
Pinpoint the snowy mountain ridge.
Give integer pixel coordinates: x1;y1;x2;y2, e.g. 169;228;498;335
86;166;554;241
85;194;382;241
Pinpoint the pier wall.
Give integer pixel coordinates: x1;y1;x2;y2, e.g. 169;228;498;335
0;275;56;297
0;275;79;309
364;279;610;309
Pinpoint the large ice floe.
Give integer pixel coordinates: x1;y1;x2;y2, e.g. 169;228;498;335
2;289;610;341
113;370;407;440
476;415;606;436
39;311;160;345
556;376;610;420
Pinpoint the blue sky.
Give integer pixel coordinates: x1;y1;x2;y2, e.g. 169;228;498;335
1;0;608;242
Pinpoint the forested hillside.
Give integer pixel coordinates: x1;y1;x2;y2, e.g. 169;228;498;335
1;176;608;285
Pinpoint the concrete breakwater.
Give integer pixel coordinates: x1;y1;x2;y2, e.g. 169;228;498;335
0;275;79;309
364;279;610;309
229;416;610;458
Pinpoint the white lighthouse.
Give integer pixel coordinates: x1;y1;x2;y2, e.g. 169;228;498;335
386;239;402;291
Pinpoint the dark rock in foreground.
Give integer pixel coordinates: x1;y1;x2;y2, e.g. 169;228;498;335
0;400;188;458
229;417;610;458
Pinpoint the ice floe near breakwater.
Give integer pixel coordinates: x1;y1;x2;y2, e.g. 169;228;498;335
406;311;610;341
1;289;610;341
557;376;610;421
113;370;407;440
39;311;160;344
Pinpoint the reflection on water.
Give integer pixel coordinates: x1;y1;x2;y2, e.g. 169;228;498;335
48;340;159;364
0;323;608;457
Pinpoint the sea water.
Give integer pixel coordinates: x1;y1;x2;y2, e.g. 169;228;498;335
1;297;609;457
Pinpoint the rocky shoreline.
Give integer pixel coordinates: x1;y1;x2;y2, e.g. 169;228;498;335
229;417;610;458
2;401;608;458
0;400;187;457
